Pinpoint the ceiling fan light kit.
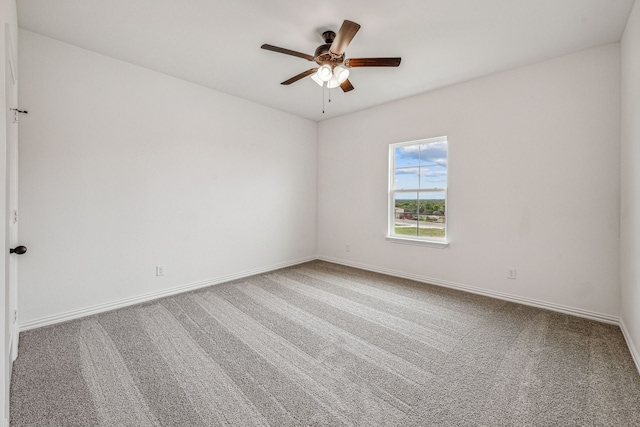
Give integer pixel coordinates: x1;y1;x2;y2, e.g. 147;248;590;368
333;65;350;83
311;65;350;88
261;19;401;97
326;77;339;89
317;64;333;82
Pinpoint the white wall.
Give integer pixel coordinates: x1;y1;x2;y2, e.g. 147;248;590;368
318;44;621;320
621;0;640;370
18;30;317;326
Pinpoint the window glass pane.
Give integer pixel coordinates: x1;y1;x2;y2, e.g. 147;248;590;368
394;167;419;189
419;140;447;189
394;146;419;168
418;141;448;167
393;192;419;237
417;191;446;239
420;164;447;189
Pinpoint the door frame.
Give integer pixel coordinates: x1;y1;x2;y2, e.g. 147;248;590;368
5;24;17;364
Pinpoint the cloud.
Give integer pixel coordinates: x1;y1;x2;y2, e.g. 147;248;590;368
397;141;447;165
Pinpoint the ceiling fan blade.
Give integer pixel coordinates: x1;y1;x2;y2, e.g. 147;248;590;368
345;57;402;67
281;68;318;85
340;79;354;92
261;44;314;61
329;20;361;56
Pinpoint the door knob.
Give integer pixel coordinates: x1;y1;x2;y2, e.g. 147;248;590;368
9;246;26;255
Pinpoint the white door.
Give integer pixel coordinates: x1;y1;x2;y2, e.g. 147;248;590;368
5;25;19;363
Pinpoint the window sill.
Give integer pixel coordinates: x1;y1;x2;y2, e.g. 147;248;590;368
385;235;449;249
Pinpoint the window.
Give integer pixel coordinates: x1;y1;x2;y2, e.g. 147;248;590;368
388;136;448;247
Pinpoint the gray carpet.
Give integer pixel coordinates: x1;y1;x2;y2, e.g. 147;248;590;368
10;261;640;426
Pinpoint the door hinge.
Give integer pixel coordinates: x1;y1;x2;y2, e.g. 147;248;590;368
12;209;18;224
12;310;17;324
10;108;27;123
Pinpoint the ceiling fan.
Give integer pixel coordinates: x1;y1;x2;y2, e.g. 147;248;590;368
261;20;401;93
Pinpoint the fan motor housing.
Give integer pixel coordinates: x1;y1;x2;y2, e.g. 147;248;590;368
314;43;344;66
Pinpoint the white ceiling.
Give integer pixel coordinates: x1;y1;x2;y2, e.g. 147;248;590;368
16;0;635;122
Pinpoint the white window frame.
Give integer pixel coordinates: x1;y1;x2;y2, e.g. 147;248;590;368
387;136;449;248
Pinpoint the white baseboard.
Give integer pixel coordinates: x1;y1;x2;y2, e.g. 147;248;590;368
318;256;620;325
19;256;316;331
620;319;640;375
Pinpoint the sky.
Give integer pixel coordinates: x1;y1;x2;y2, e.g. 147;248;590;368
393;140;447;200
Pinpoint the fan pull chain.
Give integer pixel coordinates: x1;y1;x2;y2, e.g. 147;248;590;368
321;83;332;114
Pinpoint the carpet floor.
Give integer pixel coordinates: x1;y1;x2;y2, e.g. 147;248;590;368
10;261;640;426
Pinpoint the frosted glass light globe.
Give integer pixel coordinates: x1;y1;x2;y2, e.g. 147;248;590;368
316;65;332;82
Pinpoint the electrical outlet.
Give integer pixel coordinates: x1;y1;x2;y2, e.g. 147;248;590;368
507;268;516;280
345;244;351;252
156;265;165;276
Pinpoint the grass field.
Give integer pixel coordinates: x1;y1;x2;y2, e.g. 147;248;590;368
394;227;445;238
